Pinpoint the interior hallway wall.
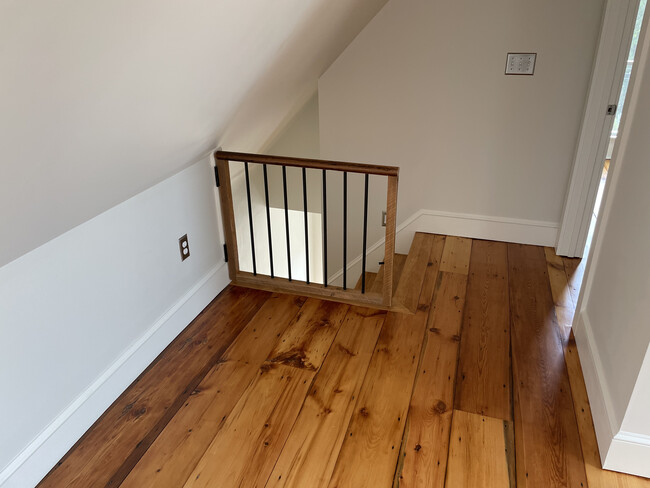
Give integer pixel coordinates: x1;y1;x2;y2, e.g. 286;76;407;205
318;0;606;245
0;158;227;487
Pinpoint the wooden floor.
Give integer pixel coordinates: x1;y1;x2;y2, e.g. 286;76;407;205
38;233;650;488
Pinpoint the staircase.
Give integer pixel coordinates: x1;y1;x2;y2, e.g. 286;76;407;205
215;150;400;310
355;232;434;313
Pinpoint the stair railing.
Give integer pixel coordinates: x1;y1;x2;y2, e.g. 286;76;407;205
215;150;399;309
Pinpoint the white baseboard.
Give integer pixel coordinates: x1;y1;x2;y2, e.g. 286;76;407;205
606;432;650;478
572;311;618;464
0;263;230;488
574;311;650;479
393;209;559;253
328;209;559;286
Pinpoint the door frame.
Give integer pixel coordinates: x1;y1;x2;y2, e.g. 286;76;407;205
556;0;641;257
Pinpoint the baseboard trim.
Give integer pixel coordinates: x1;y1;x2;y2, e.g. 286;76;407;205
606;432;650;478
572;311;619;464
0;263;230;488
573;310;650;478
394;209;559;251
328;209;559;285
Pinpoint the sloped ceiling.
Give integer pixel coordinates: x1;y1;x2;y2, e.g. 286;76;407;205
0;0;387;267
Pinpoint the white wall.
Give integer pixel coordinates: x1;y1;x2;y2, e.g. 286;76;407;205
266;93;321;159
0;0;388;268
263;92;387;284
573;7;650;476
0;157;228;487
318;0;605;244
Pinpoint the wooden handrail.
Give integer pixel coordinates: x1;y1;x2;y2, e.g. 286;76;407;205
215;150;399;309
216;150;399;177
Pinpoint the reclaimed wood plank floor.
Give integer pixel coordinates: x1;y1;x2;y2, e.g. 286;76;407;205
38;233;650;488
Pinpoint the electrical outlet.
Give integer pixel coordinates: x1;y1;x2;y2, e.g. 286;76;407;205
179;234;190;261
382;211;387;227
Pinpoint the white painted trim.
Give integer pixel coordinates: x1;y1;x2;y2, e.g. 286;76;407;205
572;310;620;463
0;263;230;488
557;0;640;258
605;432;650;478
572;310;650;478
328;208;559;284
393;209;558;249
614;431;650;445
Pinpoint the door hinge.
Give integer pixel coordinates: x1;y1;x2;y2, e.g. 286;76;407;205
214;166;220;187
607;104;617;116
223;243;228;262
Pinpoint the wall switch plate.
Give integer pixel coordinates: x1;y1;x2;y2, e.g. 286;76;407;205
381;211;387;227
179;234;190;261
505;53;536;75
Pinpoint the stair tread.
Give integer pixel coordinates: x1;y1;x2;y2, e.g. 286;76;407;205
392;233;438;313
369;253;408;297
355;271;377;291
370;265;385;295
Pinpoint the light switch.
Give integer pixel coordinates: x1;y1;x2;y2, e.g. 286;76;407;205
505;53;536;75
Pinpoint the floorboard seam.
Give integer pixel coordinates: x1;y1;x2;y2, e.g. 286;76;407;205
259;303;356;488
324;308;389;488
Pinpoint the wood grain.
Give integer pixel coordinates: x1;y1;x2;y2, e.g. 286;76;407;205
327;238;440;488
40;232;647;488
383;174;399;306
234;272;387;310
445;410;512;488
440;236;472;275
371;263;385;294
545;247;575;336
267;299;349;371
355;272;377;291
37;286;269;488
396;272;468;488
392;253;408;294
183;363;314;488
392;233;439;313
565;332;650;488
215;157;239;279
455;240;511;421
396;237;468;488
120;293;307;488
508;243;588;488
326;314;424;488
121;360;259;488
216;150;400;177
562;256;584;308
266;307;385;488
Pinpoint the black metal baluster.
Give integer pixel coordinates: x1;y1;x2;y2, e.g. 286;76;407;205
244;162;256;276
322;169;327;287
303;167;310;284
263;164;274;278
361;173;369;293
343;172;347;290
282;166;292;281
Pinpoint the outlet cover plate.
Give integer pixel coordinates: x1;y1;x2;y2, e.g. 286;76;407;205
505;53;536;75
179;234;190;261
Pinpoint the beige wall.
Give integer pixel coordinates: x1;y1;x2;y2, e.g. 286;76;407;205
266;93;324;212
0;0;388;268
267;93;320;159
263;93;387;284
318;0;605;230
